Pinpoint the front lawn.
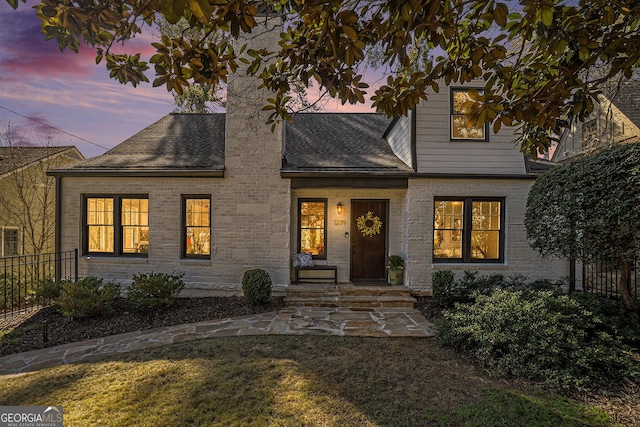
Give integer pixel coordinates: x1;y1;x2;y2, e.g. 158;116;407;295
0;336;621;426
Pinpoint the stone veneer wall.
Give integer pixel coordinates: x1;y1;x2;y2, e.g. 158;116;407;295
58;17;291;296
404;178;569;293
290;188;408;283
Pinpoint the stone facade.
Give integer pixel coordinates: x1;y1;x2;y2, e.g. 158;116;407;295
404;178;568;293
52;23;569;296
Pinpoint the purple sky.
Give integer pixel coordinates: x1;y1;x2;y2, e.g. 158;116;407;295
0;3;379;159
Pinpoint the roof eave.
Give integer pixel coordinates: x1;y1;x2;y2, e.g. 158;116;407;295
47;167;225;178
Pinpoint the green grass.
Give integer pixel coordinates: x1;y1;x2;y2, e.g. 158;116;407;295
0;322;42;345
0;336;614;427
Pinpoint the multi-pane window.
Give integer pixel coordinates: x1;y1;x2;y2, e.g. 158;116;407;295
451;88;487;140
298;199;327;259
122;198;149;254
87;197;114;253
1;228;19;257
183;197;211;258
582;119;598;147
84;196;148;256
433;198;504;263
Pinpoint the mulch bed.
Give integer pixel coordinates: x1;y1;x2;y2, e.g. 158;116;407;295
0;296;285;357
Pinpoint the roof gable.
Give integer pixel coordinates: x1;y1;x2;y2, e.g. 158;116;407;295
0;146;82;177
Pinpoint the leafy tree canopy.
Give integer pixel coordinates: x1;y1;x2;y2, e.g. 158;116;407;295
525;142;640;309
7;0;640;156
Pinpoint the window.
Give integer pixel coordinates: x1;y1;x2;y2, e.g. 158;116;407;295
433;198;504;263
298;199;327;259
450;88;487;140
183;196;211;258
582;119;598;147
121;198;149;254
1;228;19;257
84;196;148;256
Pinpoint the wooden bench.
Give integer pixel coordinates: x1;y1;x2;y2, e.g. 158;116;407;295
294;265;338;285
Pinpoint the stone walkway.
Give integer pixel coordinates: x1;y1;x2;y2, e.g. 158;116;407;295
0;307;435;376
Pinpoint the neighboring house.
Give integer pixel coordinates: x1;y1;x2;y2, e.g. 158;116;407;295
49;17;568;295
553;80;640;162
0;146;84;256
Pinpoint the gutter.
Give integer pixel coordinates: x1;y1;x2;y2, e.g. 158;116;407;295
47;168;225;178
281;170;540;180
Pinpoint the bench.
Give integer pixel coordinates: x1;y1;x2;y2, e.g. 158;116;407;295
294;265;338;285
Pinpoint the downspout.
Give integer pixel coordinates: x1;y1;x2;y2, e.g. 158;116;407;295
54;175;62;281
411;108;418;172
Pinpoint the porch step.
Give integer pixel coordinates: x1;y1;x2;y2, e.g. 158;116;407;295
284;284;416;308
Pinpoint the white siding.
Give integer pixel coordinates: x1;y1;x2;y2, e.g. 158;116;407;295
386;113;413;168
416;84;526;174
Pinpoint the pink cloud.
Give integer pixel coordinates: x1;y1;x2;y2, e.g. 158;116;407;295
0;7;98;81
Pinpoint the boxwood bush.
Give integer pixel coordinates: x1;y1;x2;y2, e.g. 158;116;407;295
432;270;563;309
436;289;640;390
242;269;272;305
57;277;120;319
126;271;185;312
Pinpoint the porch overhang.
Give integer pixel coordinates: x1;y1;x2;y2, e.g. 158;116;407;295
284;173;409;189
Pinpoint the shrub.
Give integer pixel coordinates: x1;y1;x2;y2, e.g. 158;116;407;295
57;277;120;318
431;270;456;308
242;269;272;305
437;289;640;390
126;271;185;312
37;278;64;304
431;270;565;309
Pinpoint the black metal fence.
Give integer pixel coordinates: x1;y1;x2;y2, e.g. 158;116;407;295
1;250;78;318
582;257;639;299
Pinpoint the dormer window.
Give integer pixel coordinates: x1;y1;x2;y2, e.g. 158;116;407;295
450;88;488;141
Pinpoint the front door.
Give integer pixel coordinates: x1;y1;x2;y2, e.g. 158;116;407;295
351;200;388;281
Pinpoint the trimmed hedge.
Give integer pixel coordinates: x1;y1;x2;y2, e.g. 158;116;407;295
57;277;120;318
242;269;272;305
126;271;185;312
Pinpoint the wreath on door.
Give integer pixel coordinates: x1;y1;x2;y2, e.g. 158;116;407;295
356;211;383;237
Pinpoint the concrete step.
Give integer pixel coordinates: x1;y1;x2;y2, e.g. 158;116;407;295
286;284;412;298
285;283;416;309
284;294;417;309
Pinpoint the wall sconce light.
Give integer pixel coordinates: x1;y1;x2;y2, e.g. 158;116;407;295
336;202;344;215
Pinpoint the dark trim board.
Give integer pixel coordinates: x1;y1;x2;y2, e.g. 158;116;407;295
47;169;225;178
290;177;409;189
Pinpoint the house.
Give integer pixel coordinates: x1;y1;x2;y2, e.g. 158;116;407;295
0;146;84;256
48;16;568;295
553;80;640;162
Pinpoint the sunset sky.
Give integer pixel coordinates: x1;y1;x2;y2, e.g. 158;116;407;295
0;2;379;159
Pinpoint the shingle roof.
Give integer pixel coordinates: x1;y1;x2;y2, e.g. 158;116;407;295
0;146;79;176
58;112;411;176
524;156;557;174
283;113;412;173
68;114;225;171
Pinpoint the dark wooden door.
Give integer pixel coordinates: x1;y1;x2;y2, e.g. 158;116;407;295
351;200;387;280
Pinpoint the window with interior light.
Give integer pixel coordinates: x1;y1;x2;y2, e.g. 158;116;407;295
450;88;488;140
84;195;148;256
298;199;327;259
433;198;504;263
183;196;211;258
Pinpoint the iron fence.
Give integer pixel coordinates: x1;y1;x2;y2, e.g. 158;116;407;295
582;256;639;299
1;249;77;318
